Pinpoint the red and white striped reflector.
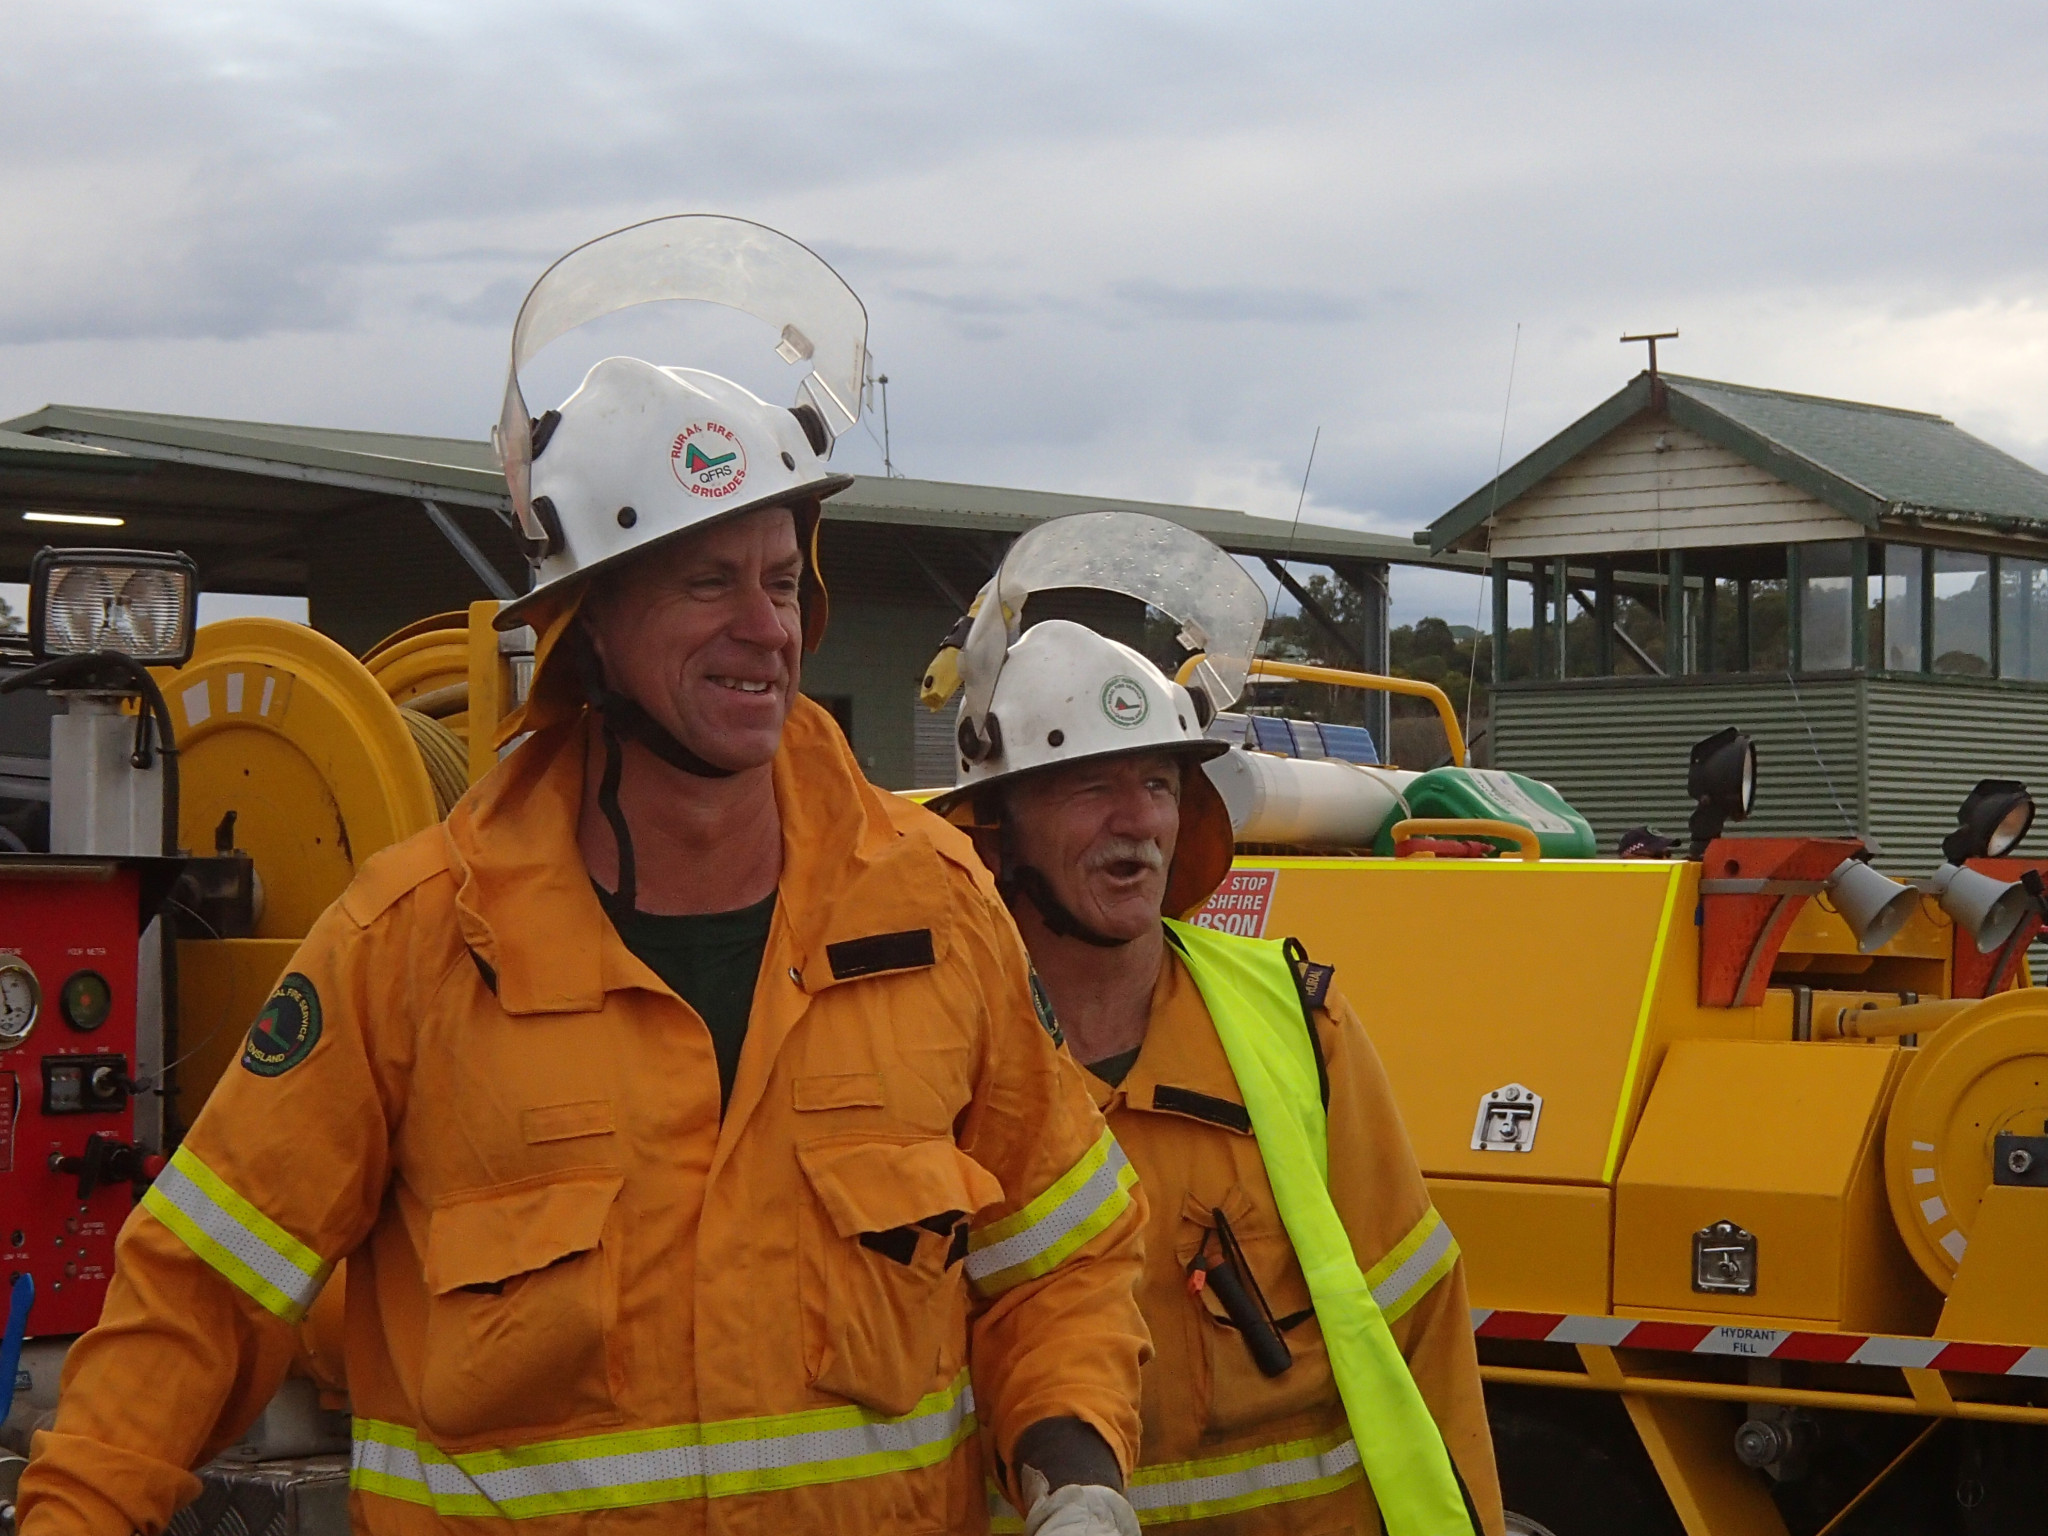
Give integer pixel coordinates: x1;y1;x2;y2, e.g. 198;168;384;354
1472;1309;2048;1378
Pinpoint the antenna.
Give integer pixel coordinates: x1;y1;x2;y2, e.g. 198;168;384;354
1282;425;1321;557
1620;330;1679;380
877;374;894;478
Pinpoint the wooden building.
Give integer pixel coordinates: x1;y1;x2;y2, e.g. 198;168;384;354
1423;369;2048;868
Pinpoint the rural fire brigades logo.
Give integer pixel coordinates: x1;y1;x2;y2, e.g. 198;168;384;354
241;973;323;1078
670;421;748;499
1100;675;1149;729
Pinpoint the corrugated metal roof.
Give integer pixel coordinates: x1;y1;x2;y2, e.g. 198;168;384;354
1428;371;2048;553
830;476;1464;564
0;428;133;470
1669;375;2048;527
0;405;507;508
0;404;1470;569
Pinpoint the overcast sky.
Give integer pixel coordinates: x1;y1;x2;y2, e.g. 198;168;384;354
7;0;2048;627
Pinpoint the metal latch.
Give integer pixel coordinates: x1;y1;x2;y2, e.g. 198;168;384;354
1471;1083;1542;1153
1694;1219;1758;1295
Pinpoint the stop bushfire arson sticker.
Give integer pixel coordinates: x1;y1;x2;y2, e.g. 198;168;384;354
1189;868;1277;939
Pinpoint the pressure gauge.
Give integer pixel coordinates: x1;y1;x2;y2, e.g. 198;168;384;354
0;959;40;1047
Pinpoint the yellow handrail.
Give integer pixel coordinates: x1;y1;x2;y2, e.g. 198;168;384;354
1236;658;1467;766
1390;818;1541;863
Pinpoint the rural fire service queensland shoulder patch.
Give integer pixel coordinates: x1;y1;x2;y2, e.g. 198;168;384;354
242;974;323;1077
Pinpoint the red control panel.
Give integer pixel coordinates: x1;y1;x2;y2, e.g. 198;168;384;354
0;866;144;1337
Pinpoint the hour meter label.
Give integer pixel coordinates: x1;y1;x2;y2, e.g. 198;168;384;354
1190;868;1277;938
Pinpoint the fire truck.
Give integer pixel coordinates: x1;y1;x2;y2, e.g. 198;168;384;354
0;534;2042;1536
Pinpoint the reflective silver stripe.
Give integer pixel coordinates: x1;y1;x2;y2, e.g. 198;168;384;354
1370;1213;1455;1315
965;1135;1131;1286
989;1434;1363;1529
145;1154;327;1318
352;1379;977;1516
1129;1437;1362;1521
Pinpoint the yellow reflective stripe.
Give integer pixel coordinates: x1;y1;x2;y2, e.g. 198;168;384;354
965;1128;1136;1297
350;1371;977;1518
987;1429;1363;1529
1365;1207;1460;1325
140;1145;331;1322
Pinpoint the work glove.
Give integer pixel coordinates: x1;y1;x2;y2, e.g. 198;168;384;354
1019;1466;1141;1536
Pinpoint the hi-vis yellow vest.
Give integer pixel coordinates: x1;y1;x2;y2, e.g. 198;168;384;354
1163;919;1476;1536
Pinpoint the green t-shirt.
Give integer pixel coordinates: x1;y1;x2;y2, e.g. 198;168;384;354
1084;1046;1143;1088
601;887;777;1113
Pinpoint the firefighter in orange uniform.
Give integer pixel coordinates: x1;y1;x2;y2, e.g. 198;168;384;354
20;219;1148;1536
930;513;1503;1535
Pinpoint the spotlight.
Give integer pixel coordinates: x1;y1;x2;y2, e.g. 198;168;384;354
28;548;197;668
1686;727;1758;857
1941;779;2034;864
1824;857;1919;954
1925;861;2032;954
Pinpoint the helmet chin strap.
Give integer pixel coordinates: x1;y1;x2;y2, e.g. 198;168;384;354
575;630;735;917
999;863;1132;950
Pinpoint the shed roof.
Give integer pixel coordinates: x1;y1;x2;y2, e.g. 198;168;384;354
1425;372;2048;554
2;403;1465;573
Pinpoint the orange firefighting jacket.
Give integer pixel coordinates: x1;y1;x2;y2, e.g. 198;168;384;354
1055;946;1502;1535
21;699;1148;1536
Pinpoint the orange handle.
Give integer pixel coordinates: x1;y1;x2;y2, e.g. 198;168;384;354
1391;818;1541;863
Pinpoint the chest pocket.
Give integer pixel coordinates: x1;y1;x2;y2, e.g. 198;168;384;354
1175;1190;1336;1437
419;1170;624;1445
796;1134;1004;1417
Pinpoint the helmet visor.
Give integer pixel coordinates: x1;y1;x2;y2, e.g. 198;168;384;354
495;215;868;547
959;511;1269;727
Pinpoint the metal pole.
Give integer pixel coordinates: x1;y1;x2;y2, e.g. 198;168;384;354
878;376;894;478
1490;560;1509;685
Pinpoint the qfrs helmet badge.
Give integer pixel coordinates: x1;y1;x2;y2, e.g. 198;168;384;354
670;420;748;499
1100;675;1149;729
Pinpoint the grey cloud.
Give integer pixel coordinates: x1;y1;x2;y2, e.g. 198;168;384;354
1109;280;1364;325
7;0;2048;585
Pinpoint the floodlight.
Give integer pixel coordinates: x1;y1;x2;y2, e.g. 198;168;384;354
1824;857;1919;954
1925;861;2033;954
1685;727;1758;857
1941;779;2034;864
29;549;197;668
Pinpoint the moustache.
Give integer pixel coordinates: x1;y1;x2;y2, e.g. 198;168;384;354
1084;838;1167;874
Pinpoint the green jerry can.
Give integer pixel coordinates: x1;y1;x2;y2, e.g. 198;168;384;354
1371;766;1597;858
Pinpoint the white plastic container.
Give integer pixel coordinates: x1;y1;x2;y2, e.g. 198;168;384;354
1203;748;1418;846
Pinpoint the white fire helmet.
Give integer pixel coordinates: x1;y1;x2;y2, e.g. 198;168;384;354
492;215;868;635
931;620;1226;800
925;511;1269;917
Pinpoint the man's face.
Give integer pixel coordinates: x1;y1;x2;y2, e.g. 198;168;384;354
1006;752;1183;943
583;505;804;773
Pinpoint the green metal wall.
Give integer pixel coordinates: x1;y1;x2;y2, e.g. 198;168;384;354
1492;673;2048;876
802;598;957;790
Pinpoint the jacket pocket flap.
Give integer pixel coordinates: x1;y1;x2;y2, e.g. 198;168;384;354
797;1136;1004;1238
426;1173;625;1295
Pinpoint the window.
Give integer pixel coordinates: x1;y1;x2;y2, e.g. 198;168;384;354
2001;558;2048;681
1748;577;1789;672
1873;543;1922;671
1931;550;1992;675
1797;541;1855;671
